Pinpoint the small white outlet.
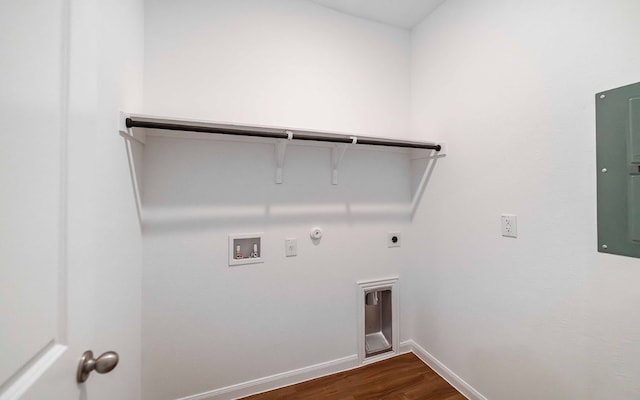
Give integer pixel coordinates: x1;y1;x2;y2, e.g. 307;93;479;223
501;215;517;238
285;238;297;257
388;232;401;248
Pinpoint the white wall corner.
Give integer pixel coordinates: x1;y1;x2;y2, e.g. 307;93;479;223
399;339;414;354
403;340;488;400
173;340;487;400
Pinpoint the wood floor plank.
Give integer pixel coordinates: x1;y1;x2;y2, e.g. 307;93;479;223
241;353;466;400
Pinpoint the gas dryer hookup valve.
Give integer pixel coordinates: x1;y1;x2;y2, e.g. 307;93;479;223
310;227;323;240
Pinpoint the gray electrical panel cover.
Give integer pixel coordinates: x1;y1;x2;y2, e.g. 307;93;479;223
596;81;640;258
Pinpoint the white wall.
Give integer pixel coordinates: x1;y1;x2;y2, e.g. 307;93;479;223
141;1;413;399
409;0;640;399
144;0;410;138
142;1;640;399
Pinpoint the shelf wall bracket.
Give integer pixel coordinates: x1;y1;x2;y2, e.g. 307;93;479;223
331;136;357;185
119;112;146;145
275;131;293;184
409;142;447;160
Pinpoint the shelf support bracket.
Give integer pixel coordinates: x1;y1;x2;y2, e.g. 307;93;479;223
275;131;293;184
118;112;145;145
409;142;447;160
331;136;357;185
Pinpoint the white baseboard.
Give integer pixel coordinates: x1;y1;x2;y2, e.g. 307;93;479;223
175;354;360;400
401;340;488;400
399;339;414;355
177;341;486;400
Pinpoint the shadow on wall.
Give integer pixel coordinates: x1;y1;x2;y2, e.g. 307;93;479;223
126;133;441;232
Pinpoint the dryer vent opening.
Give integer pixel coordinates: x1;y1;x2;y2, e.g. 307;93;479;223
364;289;393;357
357;277;398;363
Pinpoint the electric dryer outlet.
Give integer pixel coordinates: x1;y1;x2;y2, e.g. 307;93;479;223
388;232;401;248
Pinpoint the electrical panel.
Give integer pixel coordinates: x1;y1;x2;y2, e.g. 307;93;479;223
596;81;640;258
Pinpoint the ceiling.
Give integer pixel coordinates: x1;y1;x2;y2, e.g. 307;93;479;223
309;0;447;29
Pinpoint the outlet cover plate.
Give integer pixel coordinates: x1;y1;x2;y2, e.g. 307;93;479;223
285;238;297;257
501;215;517;238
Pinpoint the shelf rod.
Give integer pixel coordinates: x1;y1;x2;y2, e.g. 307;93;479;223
125;118;441;151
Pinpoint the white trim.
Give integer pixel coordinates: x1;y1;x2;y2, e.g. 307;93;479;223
175;341;487;400
57;0;71;346
401;340;488;400
359;350;398;366
355;276;400;289
399;339;414;354
175;355;359;400
0;344;67;400
356;277;399;364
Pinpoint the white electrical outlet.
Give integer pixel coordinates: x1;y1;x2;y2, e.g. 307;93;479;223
501;215;517;238
285;238;297;257
388;232;401;248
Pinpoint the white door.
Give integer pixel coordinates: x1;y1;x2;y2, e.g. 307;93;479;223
0;1;142;399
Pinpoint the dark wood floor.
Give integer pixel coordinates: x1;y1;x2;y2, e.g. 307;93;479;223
242;353;466;400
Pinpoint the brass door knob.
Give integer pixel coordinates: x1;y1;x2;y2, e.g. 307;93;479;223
76;350;119;383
